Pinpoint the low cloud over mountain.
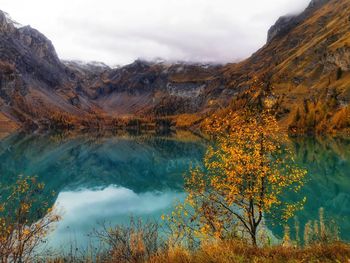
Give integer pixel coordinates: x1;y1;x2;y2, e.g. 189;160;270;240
0;0;310;65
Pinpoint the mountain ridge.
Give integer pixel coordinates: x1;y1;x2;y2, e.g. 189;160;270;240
0;0;349;135
267;0;330;43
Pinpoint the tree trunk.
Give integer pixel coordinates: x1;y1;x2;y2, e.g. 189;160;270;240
251;228;258;247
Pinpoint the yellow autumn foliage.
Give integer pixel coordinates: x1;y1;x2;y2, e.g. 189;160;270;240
0;176;60;263
166;109;307;246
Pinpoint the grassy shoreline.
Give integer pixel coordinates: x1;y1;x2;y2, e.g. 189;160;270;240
45;240;350;263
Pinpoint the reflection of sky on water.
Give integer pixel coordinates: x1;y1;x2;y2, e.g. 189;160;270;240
1;133;349;249
48;186;185;250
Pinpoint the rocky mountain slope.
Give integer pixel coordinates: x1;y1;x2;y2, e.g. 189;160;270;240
0;10;106;130
64;59;222;117
0;0;349;134
0;9;223;131
221;0;350;134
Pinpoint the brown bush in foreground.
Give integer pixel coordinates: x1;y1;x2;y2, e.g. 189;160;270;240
94;218;160;263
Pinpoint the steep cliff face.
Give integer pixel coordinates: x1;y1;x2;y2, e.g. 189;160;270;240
0;10;104;129
0;11;66;88
61;60;223;123
82;60;222;116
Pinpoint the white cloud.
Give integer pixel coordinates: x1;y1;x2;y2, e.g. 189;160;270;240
0;0;311;65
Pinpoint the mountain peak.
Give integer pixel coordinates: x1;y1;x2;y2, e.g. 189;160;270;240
17;25;60;64
267;0;331;43
0;10;24;34
0;10;16;33
0;10;60;65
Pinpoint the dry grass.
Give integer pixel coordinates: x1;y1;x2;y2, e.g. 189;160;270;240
49;240;350;263
148;241;350;263
44;209;350;262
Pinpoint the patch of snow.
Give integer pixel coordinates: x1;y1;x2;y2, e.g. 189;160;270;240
63;60;111;72
176;66;184;73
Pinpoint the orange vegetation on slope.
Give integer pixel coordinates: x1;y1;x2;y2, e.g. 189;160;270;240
0;112;18;138
218;0;350;134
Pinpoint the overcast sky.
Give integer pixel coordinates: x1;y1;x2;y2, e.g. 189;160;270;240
0;0;311;66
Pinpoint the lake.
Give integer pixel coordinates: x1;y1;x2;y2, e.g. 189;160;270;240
0;132;349;251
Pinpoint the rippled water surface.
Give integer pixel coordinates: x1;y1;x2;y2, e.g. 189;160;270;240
0;132;349;249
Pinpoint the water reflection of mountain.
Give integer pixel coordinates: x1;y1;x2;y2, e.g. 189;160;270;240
0;133;349;241
270;137;350;241
0;132;205;195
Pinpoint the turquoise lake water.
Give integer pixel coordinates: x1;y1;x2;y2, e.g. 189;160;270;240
0;132;349;250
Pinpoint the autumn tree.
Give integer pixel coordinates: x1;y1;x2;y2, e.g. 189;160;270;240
0;176;60;263
166;109;307;246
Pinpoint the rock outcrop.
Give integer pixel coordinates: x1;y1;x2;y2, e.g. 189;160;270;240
267;0;330;43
